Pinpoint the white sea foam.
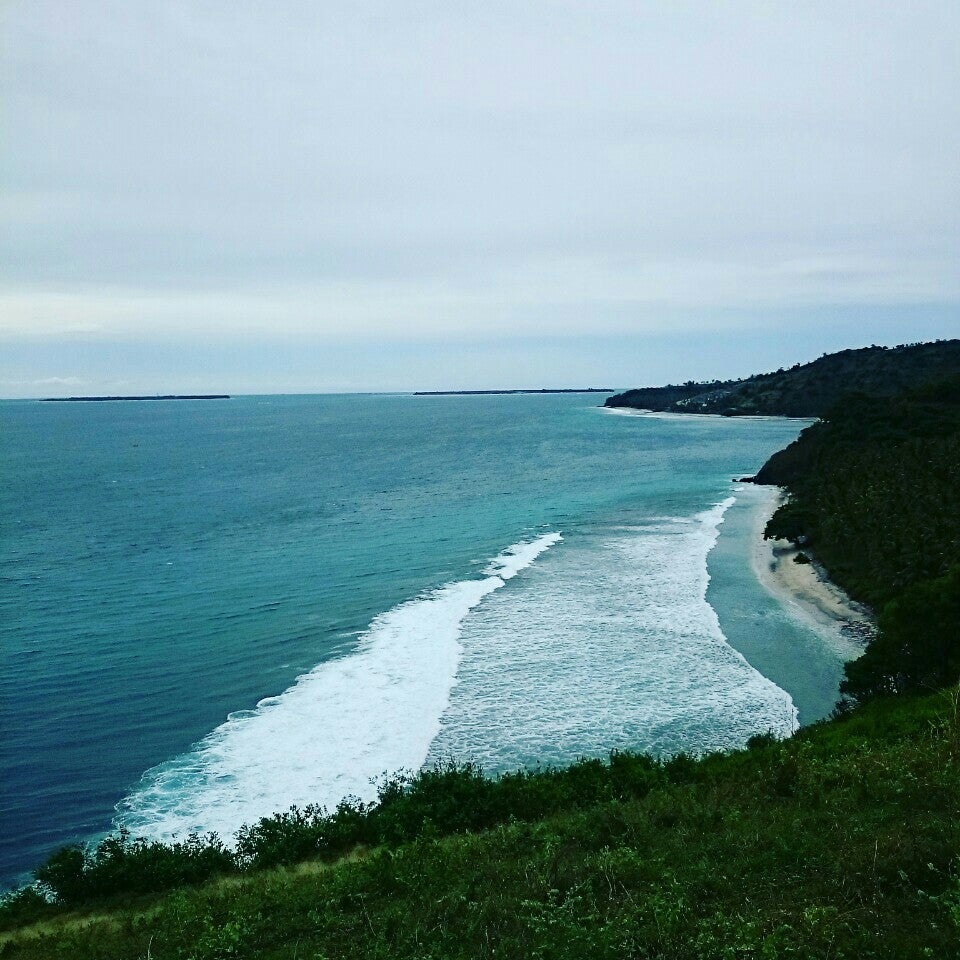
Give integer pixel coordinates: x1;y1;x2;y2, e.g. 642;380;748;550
118;533;560;842
428;498;798;770
600;407;804;422
600;406;654;416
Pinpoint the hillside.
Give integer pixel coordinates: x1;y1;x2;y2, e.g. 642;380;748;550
1;692;959;959
604;339;960;417
756;375;960;701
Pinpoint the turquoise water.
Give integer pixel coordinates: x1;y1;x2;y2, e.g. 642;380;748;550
1;394;842;883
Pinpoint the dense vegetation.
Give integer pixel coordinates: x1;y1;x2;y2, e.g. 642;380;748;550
0;754;676;926
758;375;960;701
2;691;959;958
605;339;960;416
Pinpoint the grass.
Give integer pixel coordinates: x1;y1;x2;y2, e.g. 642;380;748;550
2;689;958;959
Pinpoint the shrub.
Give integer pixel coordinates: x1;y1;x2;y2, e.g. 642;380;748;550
0;887;55;931
34;830;236;906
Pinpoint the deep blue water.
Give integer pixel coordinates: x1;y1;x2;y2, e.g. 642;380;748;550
1;394;843;884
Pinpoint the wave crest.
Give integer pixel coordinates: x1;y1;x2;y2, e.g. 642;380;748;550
118;533;560;842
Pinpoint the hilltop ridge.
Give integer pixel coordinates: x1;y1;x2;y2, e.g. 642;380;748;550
605;339;960;417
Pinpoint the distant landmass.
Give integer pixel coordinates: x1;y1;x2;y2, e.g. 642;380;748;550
604;339;960;417
415;388;614;396
41;395;231;402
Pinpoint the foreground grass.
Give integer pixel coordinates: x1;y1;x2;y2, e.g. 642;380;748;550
3;691;959;959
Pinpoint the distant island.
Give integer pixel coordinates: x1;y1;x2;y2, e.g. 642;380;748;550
604;339;960;417
40;395;231;402
415;388;614;396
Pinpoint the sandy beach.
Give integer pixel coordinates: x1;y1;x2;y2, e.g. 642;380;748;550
601;406;808;423
742;484;874;649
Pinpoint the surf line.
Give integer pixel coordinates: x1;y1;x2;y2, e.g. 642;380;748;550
116;532;562;844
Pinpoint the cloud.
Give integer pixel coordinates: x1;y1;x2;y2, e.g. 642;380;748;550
2;246;956;347
0;375;86;388
1;1;958;387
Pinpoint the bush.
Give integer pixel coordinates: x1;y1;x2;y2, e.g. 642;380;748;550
843;566;960;699
0;887;55;932
764;499;813;545
34;830;236;906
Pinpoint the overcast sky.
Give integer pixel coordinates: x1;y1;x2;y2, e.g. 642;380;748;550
2;1;958;396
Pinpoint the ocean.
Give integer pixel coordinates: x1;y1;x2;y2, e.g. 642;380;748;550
0;394;854;885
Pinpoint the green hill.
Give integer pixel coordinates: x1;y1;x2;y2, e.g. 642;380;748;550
2;692;959;959
605;339;960;417
756;374;960;702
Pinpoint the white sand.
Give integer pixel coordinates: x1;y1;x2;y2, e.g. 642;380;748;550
743;484;874;650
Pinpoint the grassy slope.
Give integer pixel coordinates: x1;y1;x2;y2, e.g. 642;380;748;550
605;339;960;416
3;692;959;959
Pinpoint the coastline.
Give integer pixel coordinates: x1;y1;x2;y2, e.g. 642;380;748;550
706;484;864;725
600;406;812;422
742;484;874;647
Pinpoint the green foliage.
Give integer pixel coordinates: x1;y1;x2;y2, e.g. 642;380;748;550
606;339;960;417
0;889;53;931
764;499;812;545
33;848;86;905
233;753;669;872
2;753;672;924
2;690;959;958
31;830;236;907
756;375;960;702
843;566;960;699
234;798;368;870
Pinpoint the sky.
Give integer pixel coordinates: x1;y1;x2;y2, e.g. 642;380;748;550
2;1;958;396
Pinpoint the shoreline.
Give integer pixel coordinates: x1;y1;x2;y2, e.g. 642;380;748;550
601;406;813;422
742;484;874;649
706;484;864;726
